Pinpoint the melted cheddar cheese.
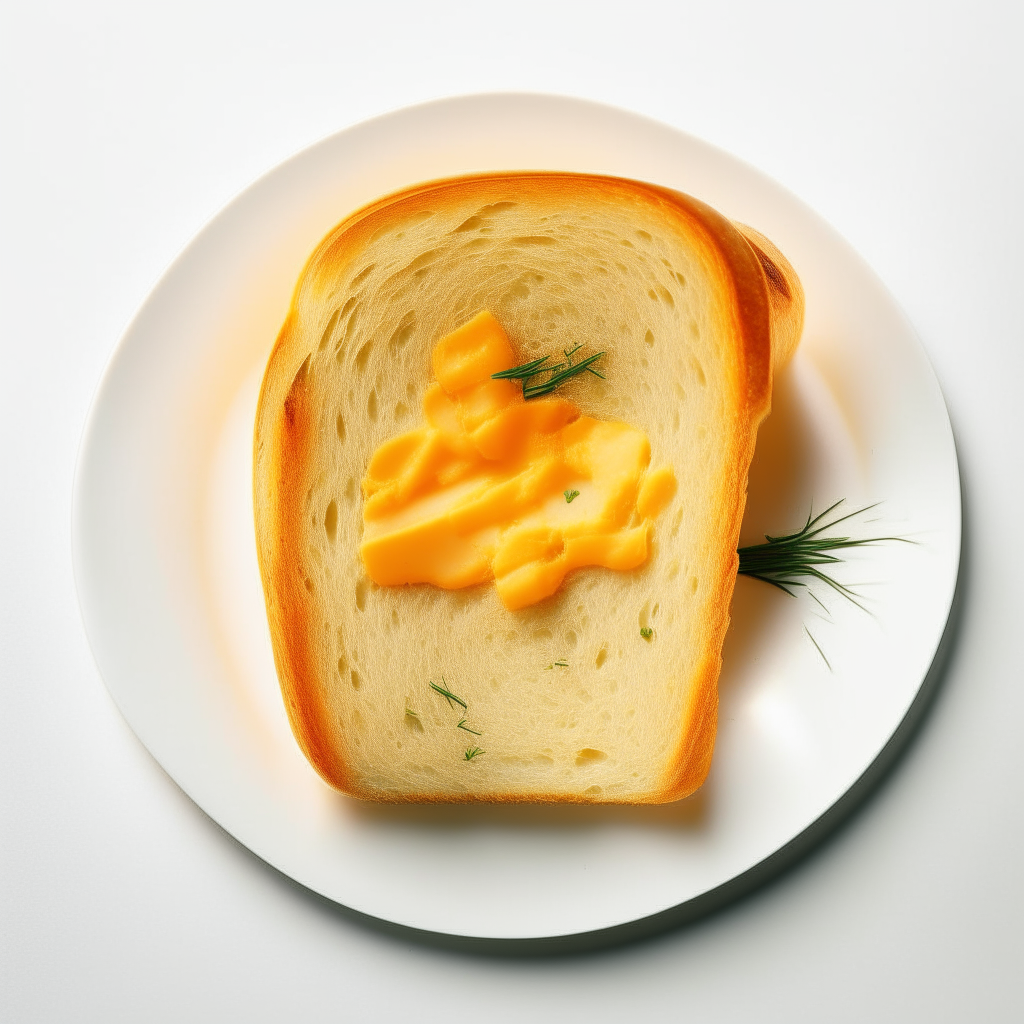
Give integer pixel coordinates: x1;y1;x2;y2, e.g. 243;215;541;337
360;311;676;610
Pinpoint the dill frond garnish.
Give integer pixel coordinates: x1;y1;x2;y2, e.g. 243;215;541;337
545;660;569;670
640;627;653;640
464;746;485;761
405;707;418;718
429;678;467;710
804;627;833;672
737;500;903;605
564;489;580;504
492;343;605;400
457;719;482;735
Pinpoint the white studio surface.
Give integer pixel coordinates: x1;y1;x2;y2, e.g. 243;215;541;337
72;95;958;941
3;3;1023;1021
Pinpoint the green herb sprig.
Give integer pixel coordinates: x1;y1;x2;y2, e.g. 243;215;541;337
457;719;482;736
545;660;569;670
492;343;605;400
429;678;467;710
464;746;485;761
737;500;903;606
640;627;653;640
564;489;580;504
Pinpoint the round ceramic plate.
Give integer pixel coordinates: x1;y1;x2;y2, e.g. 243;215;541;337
73;94;960;944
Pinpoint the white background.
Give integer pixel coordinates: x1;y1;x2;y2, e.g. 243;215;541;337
1;2;1021;1021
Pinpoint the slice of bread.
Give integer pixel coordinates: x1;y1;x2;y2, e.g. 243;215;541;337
254;173;803;803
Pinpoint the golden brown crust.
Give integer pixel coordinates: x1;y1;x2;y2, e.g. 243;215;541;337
257;352;355;790
642;192;776;802
254;172;802;803
735;223;805;374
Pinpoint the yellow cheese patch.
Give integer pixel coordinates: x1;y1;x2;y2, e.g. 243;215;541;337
360;311;677;610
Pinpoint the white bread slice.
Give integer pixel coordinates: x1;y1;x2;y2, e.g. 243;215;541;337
254;173;803;803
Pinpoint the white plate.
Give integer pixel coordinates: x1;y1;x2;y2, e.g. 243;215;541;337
73;94;960;945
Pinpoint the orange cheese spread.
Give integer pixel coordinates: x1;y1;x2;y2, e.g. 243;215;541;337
360;311;676;610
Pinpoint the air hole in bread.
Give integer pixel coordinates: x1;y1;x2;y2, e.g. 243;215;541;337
318;308;341;351
404;249;439;273
584;785;603;796
648;289;658;301
565;630;578;648
594;646;607;669
304;577;313;592
324;501;337;543
478;201;517;215
671;507;683;538
636;230;652;242
644;330;655;347
620;238;634;248
350;264;376;287
657;286;675;308
504;280;530;301
638;602;651;629
689;576;699;595
344;478;356;504
576;748;608;766
455;215;483;233
394;401;409;421
332;307;361;360
335;413;345;442
354;340;372;372
355;580;367;611
512;236;557;247
350;670;361;690
388;314;416;353
367;390;378;421
689;356;706;385
675;271;687;287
